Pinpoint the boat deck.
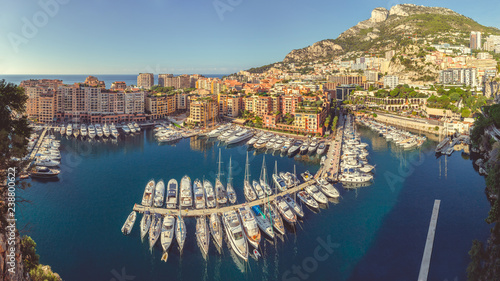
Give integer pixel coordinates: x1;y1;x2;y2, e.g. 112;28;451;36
133;179;316;217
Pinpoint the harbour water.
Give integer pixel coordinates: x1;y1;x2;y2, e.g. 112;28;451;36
17;126;489;281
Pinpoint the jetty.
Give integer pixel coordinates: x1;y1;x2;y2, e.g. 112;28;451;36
133;179;316;217
418;200;441;281
24;127;48;172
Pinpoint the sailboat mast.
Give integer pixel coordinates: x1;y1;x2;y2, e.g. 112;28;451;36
228;156;233;184
217;148;222;180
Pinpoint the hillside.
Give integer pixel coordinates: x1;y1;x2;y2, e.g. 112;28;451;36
278;4;500;64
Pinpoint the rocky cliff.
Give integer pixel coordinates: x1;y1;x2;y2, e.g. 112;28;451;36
283;40;343;63
0;224;29;281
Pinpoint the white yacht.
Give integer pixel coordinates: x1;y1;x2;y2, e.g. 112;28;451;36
165;179;178;209
80;124;88;138
260;178;273;196
252;180;266;199
149;214;162;249
305;184;328;204
252;205;274;238
121;211;137;235
209;213;223;250
141;179;156;207
297;191;319;209
110;123;119;138
95;123;104;138
203;180;217;208
273;173;287;192
283;194;304;218
153;180;165;208
103;123;111;138
288;140;302;155
160;215;176;252
196;216;210;258
244;152;257;202
316;178;340;198
88;124;96;139
226;129;254;144
134;122;141;132
179;175;192;208
222;210;248;261
274;196;297;224
140;213;152;240
176;215;186;253
308;139;318;154
316;142;327;155
128;123;136;133
238;205;261;248
264;203;285;235
66;124;72;137
122;124;131;134
35;158;60;167
193;179;206;209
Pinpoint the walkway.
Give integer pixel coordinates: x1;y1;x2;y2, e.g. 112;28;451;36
418;200;441;281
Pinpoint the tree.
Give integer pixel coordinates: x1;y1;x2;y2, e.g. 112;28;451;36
461;108;471;118
21;236;39;272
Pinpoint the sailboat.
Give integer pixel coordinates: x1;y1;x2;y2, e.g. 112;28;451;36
215;149;228;205
244;152;257;202
196;216;210;258
160;215;176;262
259;156;273;196
272;161;287;192
226;156;237;204
176;207;186;254
209;213;223;250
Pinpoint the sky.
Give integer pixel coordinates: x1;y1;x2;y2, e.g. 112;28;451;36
0;0;499;75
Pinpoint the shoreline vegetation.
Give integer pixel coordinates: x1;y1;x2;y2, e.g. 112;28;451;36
0;80;61;281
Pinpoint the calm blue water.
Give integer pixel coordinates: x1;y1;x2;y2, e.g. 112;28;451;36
0;74;225;88
17;126;489;281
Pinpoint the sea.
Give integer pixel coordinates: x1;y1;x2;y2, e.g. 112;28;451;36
16;125;490;281
0;74;225;88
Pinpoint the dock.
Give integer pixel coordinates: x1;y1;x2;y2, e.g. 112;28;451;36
133;179;316;217
417;200;441;281
24;127;48;172
318;114;345;181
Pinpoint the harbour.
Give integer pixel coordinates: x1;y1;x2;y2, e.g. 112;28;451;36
17;120;490;281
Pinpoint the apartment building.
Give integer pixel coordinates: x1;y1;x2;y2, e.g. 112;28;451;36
137;73;154;89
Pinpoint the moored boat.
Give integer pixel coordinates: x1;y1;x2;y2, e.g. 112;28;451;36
238;204;261;248
121;211;137;235
252;205;274;238
222;210;248;261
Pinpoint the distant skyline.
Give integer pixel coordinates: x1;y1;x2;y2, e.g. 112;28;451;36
1;0;499;75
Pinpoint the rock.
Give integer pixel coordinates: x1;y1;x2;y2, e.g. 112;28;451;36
284;40;343;62
370;7;389;23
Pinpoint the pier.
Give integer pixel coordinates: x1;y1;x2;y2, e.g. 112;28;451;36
24;127;48;172
133;179;317;217
418;200;441;281
318;114;345;181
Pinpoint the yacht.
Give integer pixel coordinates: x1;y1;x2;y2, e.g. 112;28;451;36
226;129;253;144
252;180;266;199
140;212;152;240
238;205;261;248
316;142;327;155
35;158;60;167
308;139;319;154
300;170;314;182
253;139;267;149
274;196;296;224
103;123;111;138
300;142;309;154
260;178;273;196
273;172;287;192
246;136;259;146
153;180;165;208
338;169;373;183
283;194;304;218
264;203;285;235
149;214;162;249
128;123;136;133
288;140;302;155
121;211;137;235
122;124;131;134
134;122;141;132
66;124;72;137
215;178;227;205
273;139;284;151
209;213;223;250
95;124;104;138
305;184;328;204
141;179;155;207
88;124;96;139
110;123;119;138
297;191;319;209
193;179;206;209
252;206;274;238
226;157;237;204
222;210;248;261
244;152;257;202
196;216;210;258
281;139;292;154
218;129;235;141
316;178;340;198
265;138;276;150
160;215;176;252
179;175;192;208
30;166;60;178
279;172;294;188
165;179;178;209
80;124;88;138
60;124;66;136
176;215;186;253
203;180;217;208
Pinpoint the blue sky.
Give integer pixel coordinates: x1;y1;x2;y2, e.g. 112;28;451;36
1;0;499;75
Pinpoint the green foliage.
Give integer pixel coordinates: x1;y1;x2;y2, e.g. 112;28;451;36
21;236;39;272
467;240;484;281
461;108;471;118
29;265;60;281
247;63;276;73
151;85;175;93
